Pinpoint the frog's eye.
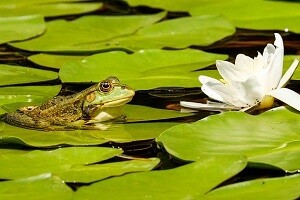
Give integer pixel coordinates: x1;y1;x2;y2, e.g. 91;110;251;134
85;92;96;103
99;81;113;92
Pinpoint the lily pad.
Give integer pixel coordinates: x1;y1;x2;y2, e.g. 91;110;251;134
0;85;61;113
0;147;122;179
0;120;179;147
125;0;204;12
10;14;235;52
73;156;247;200
28;53;87;69
0;173;72;200
10;12;166;52
204;174;300;200
0;15;45;44
190;0;300;33
0;64;58;86
60;158;160;183
60;49;225;89
0;1;102;17
157;107;300;172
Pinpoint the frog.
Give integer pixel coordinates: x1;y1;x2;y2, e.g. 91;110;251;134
3;77;135;131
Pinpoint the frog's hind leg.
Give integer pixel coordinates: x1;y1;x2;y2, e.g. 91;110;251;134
4;112;51;130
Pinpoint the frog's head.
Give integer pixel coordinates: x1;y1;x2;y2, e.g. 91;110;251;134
83;77;135;122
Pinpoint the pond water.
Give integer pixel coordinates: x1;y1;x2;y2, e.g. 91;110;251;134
0;0;300;199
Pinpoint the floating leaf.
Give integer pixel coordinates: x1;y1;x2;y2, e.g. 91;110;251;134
0;64;58;86
0;85;61;112
0;0;102;17
10;12;166;52
73;156;247;200
60;158;160;183
28;53;87;69
125;0;204;12
204;174;300;200
190;0;300;33
0;15;45;44
0;119;179;147
10;14;235;52
0;173;72;200
0;147;122;179
157;107;300;172
60;49;225;89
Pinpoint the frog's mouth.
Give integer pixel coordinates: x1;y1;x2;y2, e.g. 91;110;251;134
101;96;134;107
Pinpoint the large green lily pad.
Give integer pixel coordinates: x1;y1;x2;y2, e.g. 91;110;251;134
0;0;102;17
28;53;87;69
60;49;225;89
190;0;300;33
125;0;204;12
0;173;72;200
0;15;45;44
58;158;160;183
0;85;61;114
0;147;160;183
204;174;300;200
0;147;122;179
10;12;166;52
10;14;235;52
0;64;58;86
0;120;179;147
157;107;300;172
73;156;247;200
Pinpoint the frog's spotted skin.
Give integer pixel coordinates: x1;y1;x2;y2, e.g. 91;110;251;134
4;77;135;131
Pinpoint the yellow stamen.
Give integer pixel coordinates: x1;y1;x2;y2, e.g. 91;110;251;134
258;95;275;109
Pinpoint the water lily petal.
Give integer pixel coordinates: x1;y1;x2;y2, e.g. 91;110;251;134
180;101;238;111
277;58;299;88
259;33;284;92
253;52;266;72
216;60;249;82
235;54;254;72
232;76;264;106
268;88;300;111
199;76;224;102
202;82;246;107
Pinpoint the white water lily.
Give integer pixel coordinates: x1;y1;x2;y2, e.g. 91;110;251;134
181;33;300;112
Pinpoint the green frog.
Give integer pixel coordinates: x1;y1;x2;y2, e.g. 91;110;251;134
4;77;135;131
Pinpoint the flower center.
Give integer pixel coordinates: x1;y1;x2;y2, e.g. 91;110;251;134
258;95;275;109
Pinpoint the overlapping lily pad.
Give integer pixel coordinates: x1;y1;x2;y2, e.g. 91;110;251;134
157;107;300;172
28;53;87;69
0;173;72;200
60;49;226;89
10;14;235;52
0;120;179;147
0;147;122;179
10;12;166;52
0;64;58;86
0;147;160;183
204;174;300;200
0;85;61;114
190;0;300;33
73;156;247;200
0;0;102;17
0;15;45;44
127;0;300;33
125;0;204;12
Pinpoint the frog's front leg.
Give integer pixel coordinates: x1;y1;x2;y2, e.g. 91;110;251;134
4;112;51;130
